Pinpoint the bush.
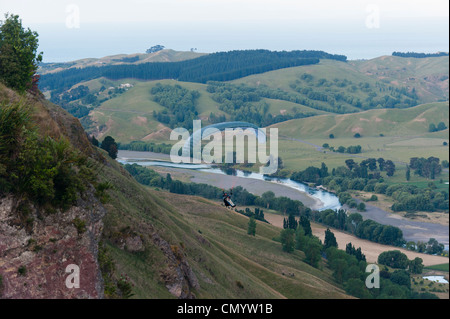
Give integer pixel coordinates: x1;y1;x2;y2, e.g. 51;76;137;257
378;250;409;269
72;217;87;234
0;102;93;210
280;229;295;253
18;265;27;276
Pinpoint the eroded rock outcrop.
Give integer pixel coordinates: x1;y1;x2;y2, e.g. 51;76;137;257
0;189;106;299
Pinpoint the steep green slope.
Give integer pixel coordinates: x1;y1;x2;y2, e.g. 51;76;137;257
0;83;351;299
98;154;350;298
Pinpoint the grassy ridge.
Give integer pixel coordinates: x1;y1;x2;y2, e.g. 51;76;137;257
269;102;449;172
273;102;449;139
43;55;447;145
98;153;350;298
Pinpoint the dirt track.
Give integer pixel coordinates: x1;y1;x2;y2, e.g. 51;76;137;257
264;212;449;266
344;199;449;247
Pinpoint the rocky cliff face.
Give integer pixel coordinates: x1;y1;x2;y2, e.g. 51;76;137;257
0;188;106;299
0;86;201;299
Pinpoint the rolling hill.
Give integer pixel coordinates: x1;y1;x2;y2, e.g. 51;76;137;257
38;49;207;75
36;51;448;146
272;101;449;139
351;55;449;103
269;102;449;171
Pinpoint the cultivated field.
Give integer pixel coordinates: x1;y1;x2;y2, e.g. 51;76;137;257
264;212;449;266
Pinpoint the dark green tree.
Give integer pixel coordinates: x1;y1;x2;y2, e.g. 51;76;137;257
409;257;424;274
100;136;118;159
299;215;312;236
378;250;409;269
247;217;256;236
385;160;396;176
437;122;447;131
286;213;298;230
428;123;437;132
303;236;322;268
357;202;366;212
324;228;337;249
377;157;385;171
344;279;371;299
280;229;295;253
0;14;43;92
345;159;357;170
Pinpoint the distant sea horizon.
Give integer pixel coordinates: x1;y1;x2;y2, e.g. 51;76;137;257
32;17;449;63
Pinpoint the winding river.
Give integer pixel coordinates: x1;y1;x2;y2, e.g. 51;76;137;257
117;150;449;247
117;150;341;211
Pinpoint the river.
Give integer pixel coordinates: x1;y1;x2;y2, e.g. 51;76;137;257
117;150;341;211
117;150;449;247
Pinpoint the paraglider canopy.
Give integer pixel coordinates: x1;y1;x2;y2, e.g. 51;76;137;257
182;121;267;160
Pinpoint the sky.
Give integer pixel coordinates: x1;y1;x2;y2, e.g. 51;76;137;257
1;0;448;62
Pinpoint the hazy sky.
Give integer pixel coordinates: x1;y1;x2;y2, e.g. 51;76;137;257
1;0;448;62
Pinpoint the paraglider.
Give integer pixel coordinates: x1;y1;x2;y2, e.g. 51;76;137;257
176;121;267;162
170;120;278;175
222;189;236;208
169;120;279;209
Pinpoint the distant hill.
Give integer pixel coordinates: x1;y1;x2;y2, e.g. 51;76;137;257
271;101;449;139
38;49;347;92
38;49;207;75
350;55;449;103
37;50;449;144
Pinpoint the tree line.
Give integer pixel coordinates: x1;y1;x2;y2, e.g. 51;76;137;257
289;74;419;111
290;156;448;213
122;163;307;214
151;83;200;130
392;51;449;58
279;221;436;298
206;81;317;127
39;50;347;92
117;141;173;154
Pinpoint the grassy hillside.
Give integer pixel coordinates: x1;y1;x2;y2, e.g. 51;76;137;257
351;55;449;102
274;102;449;139
0;83;352;299
99;155;352;298
66;78;325;143
271;102;449;171
235;56;448;104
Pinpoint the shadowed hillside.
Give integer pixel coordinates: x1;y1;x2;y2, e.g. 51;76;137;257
0;83;351;299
